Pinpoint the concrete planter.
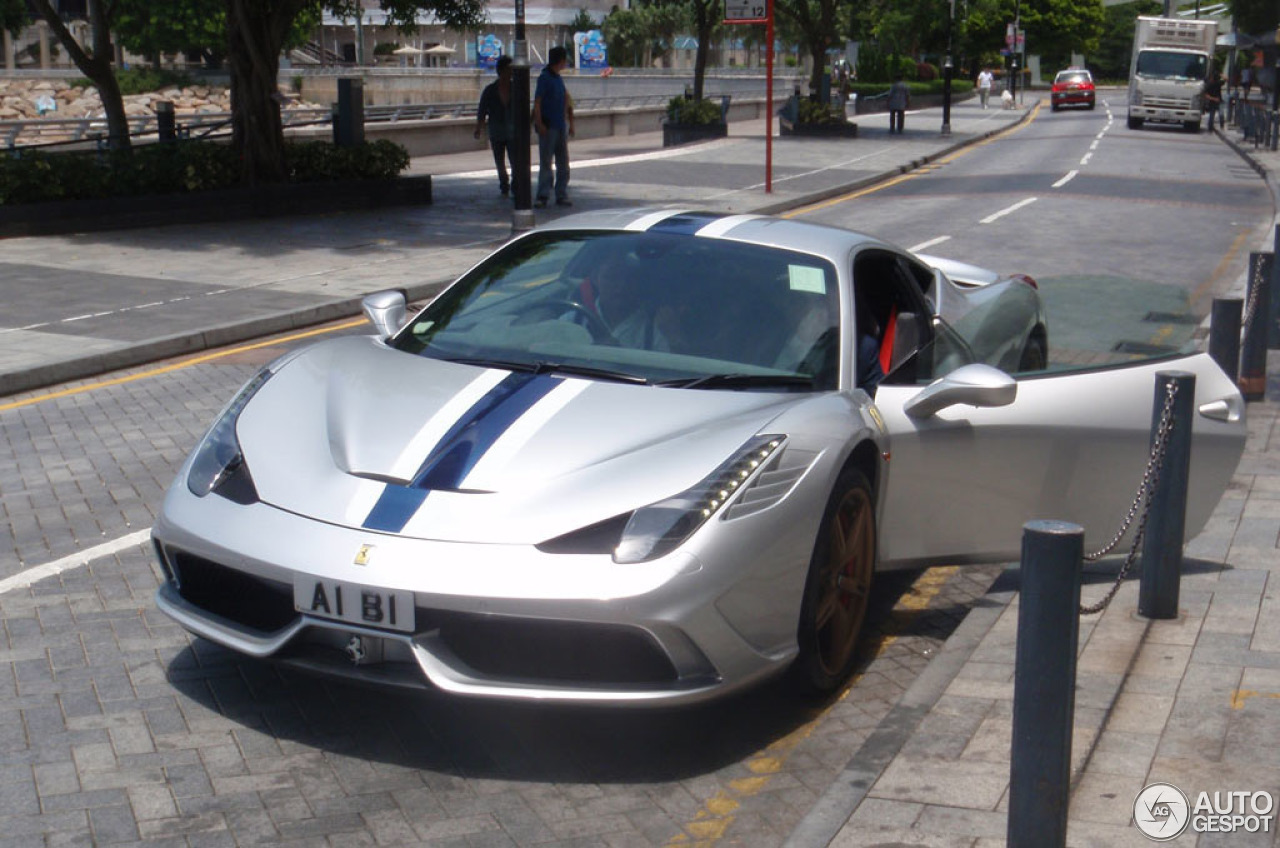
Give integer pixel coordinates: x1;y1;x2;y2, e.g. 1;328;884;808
0;174;433;238
662;121;728;147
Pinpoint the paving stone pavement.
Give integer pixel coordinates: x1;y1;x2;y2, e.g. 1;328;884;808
1;97;1278;846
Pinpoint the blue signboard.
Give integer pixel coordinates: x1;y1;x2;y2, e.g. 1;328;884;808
476;34;504;69
574;30;608;70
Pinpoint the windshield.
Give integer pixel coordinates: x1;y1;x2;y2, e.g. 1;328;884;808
392;230;842;391
1136;50;1207;80
1055;72;1090;85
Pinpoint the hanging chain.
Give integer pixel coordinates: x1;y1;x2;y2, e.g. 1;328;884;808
1242;258;1264;328
1078;380;1179;615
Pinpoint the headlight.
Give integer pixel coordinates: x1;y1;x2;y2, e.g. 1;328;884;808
1130;89;1143;106
187;367;273;498
1189;94;1201;111
613;435;785;563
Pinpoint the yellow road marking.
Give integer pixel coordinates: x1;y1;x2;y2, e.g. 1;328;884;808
0;318;367;414
667;565;959;846
1230;690;1280;709
1191;228;1251;309
782;102;1043;219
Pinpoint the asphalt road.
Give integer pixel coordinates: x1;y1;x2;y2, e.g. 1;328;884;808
0;99;1273;846
791;93;1272;365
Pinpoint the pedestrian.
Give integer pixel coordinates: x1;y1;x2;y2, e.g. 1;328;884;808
1203;71;1224;130
533;45;573;208
473;55;515;196
1242;66;1252;101
977;67;994;109
887;74;910;134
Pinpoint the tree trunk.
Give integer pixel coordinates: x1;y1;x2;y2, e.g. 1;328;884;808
692;1;713;102
809;42;824;93
30;0;130;151
226;0;305;186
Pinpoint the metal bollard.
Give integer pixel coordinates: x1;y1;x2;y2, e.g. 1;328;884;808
1008;520;1083;848
1138;371;1195;620
1241;252;1273;400
1208;298;1242;383
155;100;176;143
334;77;365;147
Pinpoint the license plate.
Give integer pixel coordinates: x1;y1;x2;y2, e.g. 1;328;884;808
293;576;415;633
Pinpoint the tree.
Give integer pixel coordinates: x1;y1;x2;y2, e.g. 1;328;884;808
114;0;227;68
227;0;485;187
687;0;722;100
1090;0;1159;79
1231;0;1279;37
568;8;596;36
774;0;843;93
25;0;131;151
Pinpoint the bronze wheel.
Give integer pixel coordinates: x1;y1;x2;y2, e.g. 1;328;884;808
795;468;876;693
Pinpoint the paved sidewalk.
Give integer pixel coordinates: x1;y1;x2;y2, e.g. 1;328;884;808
785;127;1280;846
0;97;1029;397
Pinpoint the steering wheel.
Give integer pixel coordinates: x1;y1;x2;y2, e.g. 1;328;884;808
546;298;621;345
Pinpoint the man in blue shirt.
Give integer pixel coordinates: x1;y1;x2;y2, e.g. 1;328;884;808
533;46;573;207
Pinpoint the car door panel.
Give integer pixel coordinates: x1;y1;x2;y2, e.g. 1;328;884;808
873;353;1245;568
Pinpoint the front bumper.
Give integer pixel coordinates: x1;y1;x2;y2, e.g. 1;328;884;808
151;483;809;705
1130;105;1197;122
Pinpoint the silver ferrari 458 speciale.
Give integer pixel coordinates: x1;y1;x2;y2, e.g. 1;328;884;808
152;208;1246;705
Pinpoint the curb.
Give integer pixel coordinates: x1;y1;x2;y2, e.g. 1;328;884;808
0;103;1038;399
0;279;450;398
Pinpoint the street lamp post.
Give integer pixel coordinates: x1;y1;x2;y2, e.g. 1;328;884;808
511;0;534;231
941;0;954;135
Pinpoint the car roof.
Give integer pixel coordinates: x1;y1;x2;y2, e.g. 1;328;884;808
533;207;891;262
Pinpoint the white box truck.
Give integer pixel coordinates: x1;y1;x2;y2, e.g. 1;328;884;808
1127;16;1218;132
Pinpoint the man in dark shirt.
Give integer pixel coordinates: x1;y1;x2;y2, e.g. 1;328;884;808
1204;72;1224;131
474;56;515;196
533;46;573;207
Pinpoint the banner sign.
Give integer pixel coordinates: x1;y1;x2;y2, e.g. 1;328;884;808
574;30;608;69
476;34;504;68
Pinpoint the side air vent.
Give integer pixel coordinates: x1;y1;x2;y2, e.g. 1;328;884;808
722;447;819;521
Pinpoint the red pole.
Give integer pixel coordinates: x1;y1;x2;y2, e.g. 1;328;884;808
766;0;773;192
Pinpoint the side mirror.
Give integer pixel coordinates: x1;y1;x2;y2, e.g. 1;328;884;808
362;289;408;339
904;363;1017;419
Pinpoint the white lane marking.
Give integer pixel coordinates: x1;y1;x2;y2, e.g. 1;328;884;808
1089;140;1099;150
0;529;152;595
61;314;94;323
1052;170;1079;188
980;197;1037;224
909;235;951;252
440;138;739;180
1080;152;1093;165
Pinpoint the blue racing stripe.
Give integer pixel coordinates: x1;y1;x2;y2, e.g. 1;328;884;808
411;372;559;490
646;212;727;235
363;485;429;533
360;372;561;534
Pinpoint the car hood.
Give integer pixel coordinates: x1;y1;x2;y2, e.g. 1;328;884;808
235;336;804;544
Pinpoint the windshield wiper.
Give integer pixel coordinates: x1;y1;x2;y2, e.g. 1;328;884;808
529;361;650;384
440;356;649;385
657;373;816;390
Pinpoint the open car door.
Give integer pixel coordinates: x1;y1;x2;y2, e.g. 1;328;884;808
872;351;1246;568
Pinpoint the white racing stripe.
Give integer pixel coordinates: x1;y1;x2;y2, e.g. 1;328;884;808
980;197;1037;224
908;235;951;253
0;529;152;595
461;377;592;490
388;369;511;480
695;215;764;239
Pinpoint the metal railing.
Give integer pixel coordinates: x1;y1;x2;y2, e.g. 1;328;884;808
1;92;705;148
1232;98;1279;151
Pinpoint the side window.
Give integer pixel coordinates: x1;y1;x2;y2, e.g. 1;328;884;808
851;249;935;389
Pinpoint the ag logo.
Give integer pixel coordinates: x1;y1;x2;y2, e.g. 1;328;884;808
353;544;375;566
1134;782;1190;841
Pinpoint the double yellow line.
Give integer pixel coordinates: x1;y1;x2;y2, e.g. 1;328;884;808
0;318;367;414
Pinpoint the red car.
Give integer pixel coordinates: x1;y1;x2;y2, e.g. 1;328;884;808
1051;69;1096;111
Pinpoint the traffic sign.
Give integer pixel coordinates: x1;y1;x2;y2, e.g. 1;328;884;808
725;0;767;24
